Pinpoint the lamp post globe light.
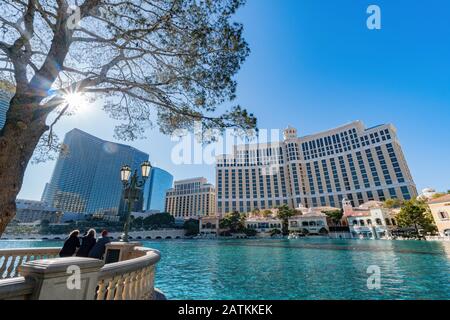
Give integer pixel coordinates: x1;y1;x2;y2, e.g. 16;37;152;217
120;161;152;242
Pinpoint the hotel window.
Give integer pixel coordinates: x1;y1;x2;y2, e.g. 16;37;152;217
377;189;386;201
365;149;381;187
401;186;411;200
439;211;449;220
357;192;364;205
389;188;397;199
329;196;335;208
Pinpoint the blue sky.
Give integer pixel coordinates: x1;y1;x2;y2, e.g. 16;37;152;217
19;0;450;200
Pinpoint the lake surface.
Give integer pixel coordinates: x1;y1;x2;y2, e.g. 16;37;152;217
1;238;449;300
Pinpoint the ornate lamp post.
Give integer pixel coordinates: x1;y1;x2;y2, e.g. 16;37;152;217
120;161;152;242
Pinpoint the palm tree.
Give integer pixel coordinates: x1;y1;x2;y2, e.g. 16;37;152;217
276;205;296;235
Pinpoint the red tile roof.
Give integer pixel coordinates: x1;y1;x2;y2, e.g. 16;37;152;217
428;194;450;204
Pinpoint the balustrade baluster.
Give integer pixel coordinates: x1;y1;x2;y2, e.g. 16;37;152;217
121;273;131;300
114;276;125;300
11;255;25;278
96;279;108;300
106;277;118;300
5;255;18;278
0;255;10;278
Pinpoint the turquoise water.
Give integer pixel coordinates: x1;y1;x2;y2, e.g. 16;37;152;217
1;238;449;300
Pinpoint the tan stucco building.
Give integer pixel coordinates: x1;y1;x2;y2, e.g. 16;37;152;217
216;121;417;215
165;177;215;220
428;194;450;236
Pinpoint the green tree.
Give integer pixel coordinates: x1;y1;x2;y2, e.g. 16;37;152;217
0;0;256;236
39;219;50;234
276;205;295;235
243;228;257;237
383;199;404;209
323;209;343;226
143;212;175;230
131;216;144;230
183;219;199;237
220;211;246;233
261;209;273;218
396;199;437;238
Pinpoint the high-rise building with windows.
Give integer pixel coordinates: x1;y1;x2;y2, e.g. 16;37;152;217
216;121;417;215
142;167;173;212
165;177;215;219
42;129;149;217
0;81;13;130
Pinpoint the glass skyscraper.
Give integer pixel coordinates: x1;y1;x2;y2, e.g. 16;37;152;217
43;129;149;216
142;167;173;212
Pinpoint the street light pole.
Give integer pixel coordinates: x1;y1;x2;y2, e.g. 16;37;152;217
120;161;152;242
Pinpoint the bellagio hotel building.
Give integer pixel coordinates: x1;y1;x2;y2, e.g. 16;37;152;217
215;121;417;216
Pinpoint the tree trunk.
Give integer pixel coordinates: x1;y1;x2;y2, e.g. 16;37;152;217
0;96;47;236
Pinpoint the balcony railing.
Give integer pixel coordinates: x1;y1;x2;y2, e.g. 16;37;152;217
0;243;162;300
0;247;60;279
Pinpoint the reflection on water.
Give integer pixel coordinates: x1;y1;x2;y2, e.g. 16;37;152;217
1;238;449;300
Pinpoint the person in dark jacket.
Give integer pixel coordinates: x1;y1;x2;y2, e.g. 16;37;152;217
59;230;81;257
88;230;111;260
76;229;97;257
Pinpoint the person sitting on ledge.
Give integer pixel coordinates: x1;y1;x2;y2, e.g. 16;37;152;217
88;230;111;260
76;228;97;257
59;230;81;257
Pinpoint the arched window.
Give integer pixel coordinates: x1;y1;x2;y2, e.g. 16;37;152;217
359;220;365;226
391;218;396;226
367;219;372;225
376;218;382;225
385;218;391;225
352;220;358;226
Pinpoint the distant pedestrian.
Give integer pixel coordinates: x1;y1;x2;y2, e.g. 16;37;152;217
59;230;81;257
76;228;97;257
88;230;111;260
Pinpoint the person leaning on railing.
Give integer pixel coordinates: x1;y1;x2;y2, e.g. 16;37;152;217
59;230;81;257
76;229;97;257
88;230;111;260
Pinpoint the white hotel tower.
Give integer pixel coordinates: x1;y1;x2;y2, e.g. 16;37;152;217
215;121;417;215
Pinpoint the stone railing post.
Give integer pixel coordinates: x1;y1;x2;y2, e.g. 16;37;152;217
18;257;104;300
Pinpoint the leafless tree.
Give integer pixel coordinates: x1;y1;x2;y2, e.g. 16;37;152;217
0;0;256;235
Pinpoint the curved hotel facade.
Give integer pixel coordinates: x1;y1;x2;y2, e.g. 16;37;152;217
215;121;417;215
43;129;149;217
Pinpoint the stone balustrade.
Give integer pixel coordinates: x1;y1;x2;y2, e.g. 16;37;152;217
0;243;162;300
96;247;160;300
0;247;60;279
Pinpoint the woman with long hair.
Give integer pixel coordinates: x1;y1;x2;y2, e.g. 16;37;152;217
76;228;97;257
59;230;81;257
